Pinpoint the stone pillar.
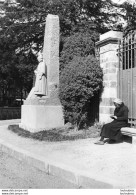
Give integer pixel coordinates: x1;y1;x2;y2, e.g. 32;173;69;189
96;31;123;123
19;14;64;132
43;14;59;99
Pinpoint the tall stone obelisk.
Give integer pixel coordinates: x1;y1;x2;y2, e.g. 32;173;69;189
19;14;64;132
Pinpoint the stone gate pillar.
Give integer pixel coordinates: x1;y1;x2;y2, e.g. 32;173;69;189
96;31;123;123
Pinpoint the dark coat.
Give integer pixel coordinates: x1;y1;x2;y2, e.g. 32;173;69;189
100;103;129;141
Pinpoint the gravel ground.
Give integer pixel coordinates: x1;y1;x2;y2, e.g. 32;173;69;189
0;120;136;189
0;151;79;189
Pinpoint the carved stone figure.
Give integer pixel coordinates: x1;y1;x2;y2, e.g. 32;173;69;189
34;63;47;96
27;53;47;99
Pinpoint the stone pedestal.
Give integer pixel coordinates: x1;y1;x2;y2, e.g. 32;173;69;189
96;31;123;123
19;14;64;132
20;105;64;132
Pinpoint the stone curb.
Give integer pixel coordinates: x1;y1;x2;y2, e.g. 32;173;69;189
0;138;114;189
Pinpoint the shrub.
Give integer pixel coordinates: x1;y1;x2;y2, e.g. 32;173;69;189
59;55;103;129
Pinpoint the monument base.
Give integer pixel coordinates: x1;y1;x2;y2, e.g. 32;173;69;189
19;105;64;133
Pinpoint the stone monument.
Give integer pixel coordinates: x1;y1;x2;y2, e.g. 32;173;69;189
19;14;64;132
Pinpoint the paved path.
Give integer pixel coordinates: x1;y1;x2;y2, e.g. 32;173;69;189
0;119;136;189
0;151;78;189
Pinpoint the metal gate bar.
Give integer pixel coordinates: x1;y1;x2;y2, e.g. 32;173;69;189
118;30;136;127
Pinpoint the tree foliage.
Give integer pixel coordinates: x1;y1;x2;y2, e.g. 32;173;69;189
0;0;128;55
60;30;99;70
0;0;134;106
106;0;136;34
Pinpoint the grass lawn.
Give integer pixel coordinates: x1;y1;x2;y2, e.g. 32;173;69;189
8;124;101;142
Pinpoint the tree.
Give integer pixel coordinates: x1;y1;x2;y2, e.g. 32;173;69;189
0;0;127;55
60;30;99;70
60;55;103;129
0;43;38;105
106;0;136;34
0;0;130;106
0;0;44;105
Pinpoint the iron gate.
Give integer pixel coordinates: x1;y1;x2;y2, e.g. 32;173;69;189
118;30;136;127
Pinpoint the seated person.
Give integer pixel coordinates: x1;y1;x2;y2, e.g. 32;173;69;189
95;98;129;145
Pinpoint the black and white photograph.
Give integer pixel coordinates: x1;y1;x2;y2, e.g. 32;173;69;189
0;0;136;194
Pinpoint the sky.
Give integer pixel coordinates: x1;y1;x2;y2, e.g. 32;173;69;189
113;0;125;3
113;0;135;3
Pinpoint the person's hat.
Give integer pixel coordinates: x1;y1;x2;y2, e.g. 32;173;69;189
113;98;123;105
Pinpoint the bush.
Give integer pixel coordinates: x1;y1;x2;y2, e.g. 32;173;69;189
59;55;103;129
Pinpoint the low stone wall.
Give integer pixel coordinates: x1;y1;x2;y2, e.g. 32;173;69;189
0;107;21;120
